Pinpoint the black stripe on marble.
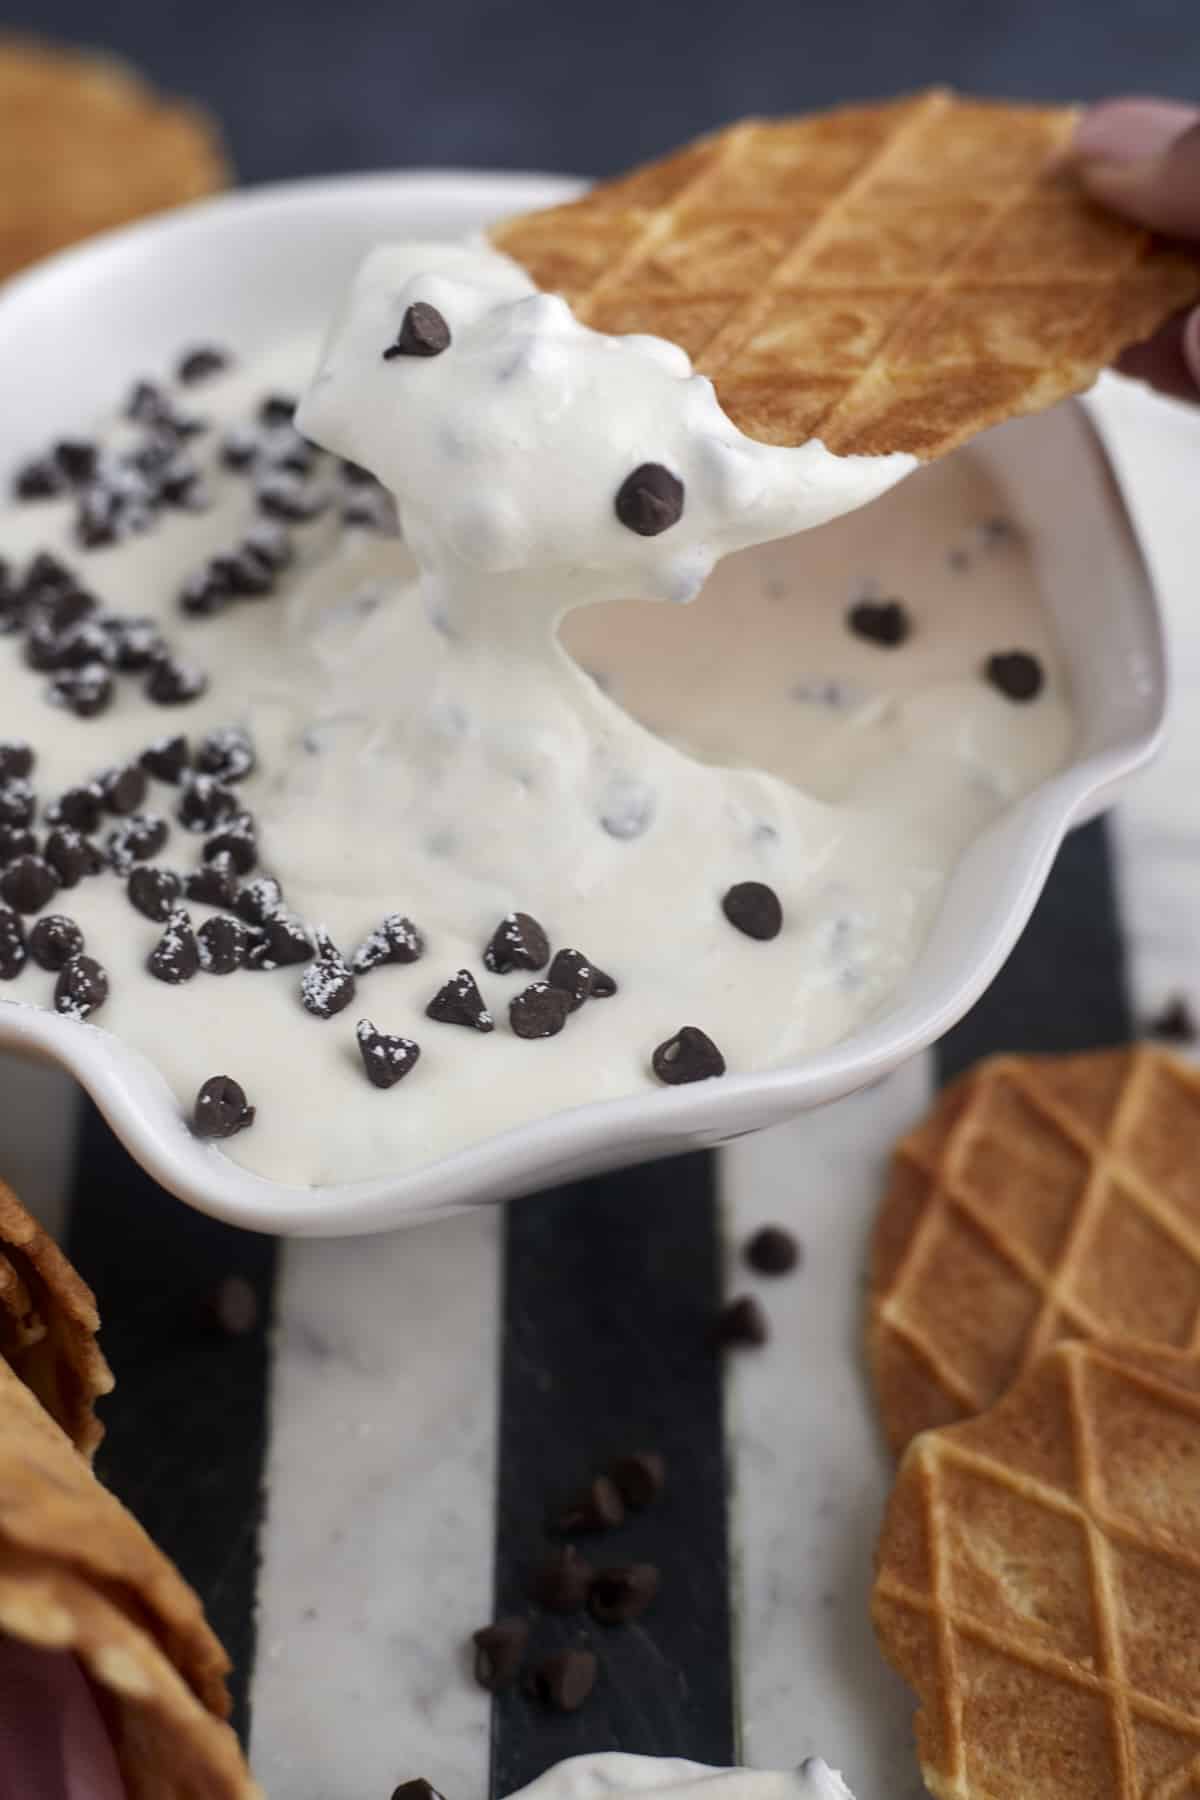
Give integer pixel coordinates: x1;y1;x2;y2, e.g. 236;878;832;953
491;1152;734;1798
936;817;1134;1080
64;1100;277;1744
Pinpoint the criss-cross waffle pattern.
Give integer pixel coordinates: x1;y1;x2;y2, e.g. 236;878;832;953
491;90;1200;459
873;1341;1200;1799
0;1176;112;1459
869;1046;1200;1457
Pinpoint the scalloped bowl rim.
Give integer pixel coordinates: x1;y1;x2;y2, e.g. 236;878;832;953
0;171;1167;1235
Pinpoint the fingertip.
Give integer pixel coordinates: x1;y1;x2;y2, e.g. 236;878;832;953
1066;96;1199;167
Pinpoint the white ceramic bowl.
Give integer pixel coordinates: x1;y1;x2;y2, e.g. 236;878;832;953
0;173;1166;1235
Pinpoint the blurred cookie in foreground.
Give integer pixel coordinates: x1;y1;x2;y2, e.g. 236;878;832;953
492;90;1200;461
868;1045;1200;1455
0;1173;113;1457
873;1340;1200;1800
0;35;227;280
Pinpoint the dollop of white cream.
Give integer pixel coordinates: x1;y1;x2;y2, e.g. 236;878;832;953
297;241;913;626
502;1752;855;1800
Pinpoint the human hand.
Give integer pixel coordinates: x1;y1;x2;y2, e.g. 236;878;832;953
1065;98;1200;402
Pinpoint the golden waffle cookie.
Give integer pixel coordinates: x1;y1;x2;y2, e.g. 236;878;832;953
0;1356;233;1720
0;1175;112;1458
491;90;1200;459
873;1340;1200;1800
0;35;227;283
869;1045;1200;1457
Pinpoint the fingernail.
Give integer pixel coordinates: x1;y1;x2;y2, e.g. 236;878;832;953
1072;99;1198;167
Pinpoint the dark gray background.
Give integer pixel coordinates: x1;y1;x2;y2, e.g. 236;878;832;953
10;0;1199;185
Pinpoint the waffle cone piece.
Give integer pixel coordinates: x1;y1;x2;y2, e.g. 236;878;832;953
869;1046;1200;1457
491;90;1200;460
0;1354;258;1797
0;35;227;283
0;1174;112;1458
873;1339;1200;1799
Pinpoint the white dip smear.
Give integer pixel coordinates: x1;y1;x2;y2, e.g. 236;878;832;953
0;243;1072;1188
503;1753;855;1800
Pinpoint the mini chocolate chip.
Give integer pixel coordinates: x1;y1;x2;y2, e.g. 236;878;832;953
194;727;255;784
235;875;283;924
471;1618;528;1693
146;656;209;706
532;1545;593;1614
0;780;34;829
21;552;75;601
383;302;452;359
847;599;910;646
614;462;684;536
177;771;239;834
510;981;571;1039
744;1225;801;1276
197;913;250;974
106;813;168;871
28;914;84;972
554;1474;624;1535
187;856;240;908
610;1450;665;1510
652;1026;726;1084
255;472;329;523
220;427;258;471
0;855;58;914
147;907;200;985
203;813;256;874
0;908;28;979
588;1562;660;1625
52;785;103;833
546;947;600;1010
103;615;166;671
714;1294;768;1349
128;865;182;922
391;1783;447;1800
258;394;297;428
193;1075;255;1139
49;663;114;718
14;458;64;500
126;379;170;425
300;929;356;1018
484;910;550;974
197;1274;258;1335
351;913;424;973
180;565;234;617
99;763;148;816
247;910;313;969
355;1019;421;1088
527;1648;597;1713
177;345;230;385
140;734;190;783
54;954;108;1019
0;742;33;782
721;881;783;942
984;650;1044;702
54;440;98;486
0;828;37;867
209;547;275;597
426;969;494;1032
1147;996;1198;1043
44;828;100;887
25;623;72;672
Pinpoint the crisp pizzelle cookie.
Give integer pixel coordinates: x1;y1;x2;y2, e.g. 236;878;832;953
873;1340;1200;1800
491;90;1200;460
0;1174;113;1458
0;1354;259;1798
0;35;227;281
867;1045;1200;1456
